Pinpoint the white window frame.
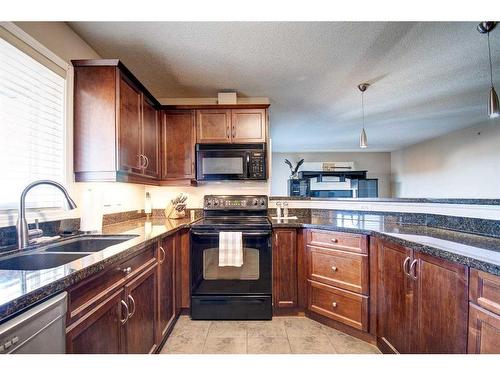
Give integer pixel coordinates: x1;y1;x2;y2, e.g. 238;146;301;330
0;22;76;228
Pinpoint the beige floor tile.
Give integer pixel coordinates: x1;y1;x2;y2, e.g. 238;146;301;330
323;327;380;354
161;336;205;354
288;335;337;354
170;317;211;339
207;321;247;337
284;317;326;337
202;337;247;354
246;319;287;337
247;337;291;354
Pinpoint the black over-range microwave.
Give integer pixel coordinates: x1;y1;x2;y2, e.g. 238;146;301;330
195;143;267;181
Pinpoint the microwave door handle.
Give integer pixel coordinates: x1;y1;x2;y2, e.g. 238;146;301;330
246;153;250;178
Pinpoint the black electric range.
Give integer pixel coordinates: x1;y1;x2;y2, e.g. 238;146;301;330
190;195;272;320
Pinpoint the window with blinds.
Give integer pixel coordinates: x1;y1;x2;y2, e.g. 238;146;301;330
0;36;66;209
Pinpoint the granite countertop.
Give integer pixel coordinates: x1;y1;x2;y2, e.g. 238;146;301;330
269;196;500;205
270;215;500;275
0;217;196;322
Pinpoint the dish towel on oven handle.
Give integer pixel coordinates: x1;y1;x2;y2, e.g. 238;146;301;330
218;231;243;267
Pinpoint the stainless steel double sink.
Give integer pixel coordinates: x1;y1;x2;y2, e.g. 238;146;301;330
0;235;138;271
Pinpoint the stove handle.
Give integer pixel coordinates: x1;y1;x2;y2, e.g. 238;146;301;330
191;231;271;237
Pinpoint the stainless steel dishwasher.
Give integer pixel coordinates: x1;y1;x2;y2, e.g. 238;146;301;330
0;292;67;354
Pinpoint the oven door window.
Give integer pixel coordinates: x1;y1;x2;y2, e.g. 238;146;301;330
202;157;244;175
203;247;259;280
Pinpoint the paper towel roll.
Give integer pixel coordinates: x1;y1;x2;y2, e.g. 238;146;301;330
80;188;103;233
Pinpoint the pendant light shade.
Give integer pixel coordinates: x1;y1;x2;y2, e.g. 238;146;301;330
358;83;369;149
478;22;499;118
489;86;499;118
360;127;368;148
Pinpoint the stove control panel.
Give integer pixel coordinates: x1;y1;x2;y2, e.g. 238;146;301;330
204;195;268;210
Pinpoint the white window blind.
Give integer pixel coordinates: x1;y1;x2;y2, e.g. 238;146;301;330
0;36;66;209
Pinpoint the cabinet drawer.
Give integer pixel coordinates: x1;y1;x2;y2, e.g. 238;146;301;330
470;269;500;315
68;245;157;322
308;280;368;331
307;246;368;294
306;230;367;254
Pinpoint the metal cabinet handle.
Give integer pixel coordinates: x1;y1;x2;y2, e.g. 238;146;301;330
137;154;143;168
331;266;337;272
232;126;235;138
403;257;411;277
409;259;418;280
128;295;136;318
226;126;230;139
120;300;129;325
159;246;166;264
332;302;338;308
122;266;132;274
144;155;149;169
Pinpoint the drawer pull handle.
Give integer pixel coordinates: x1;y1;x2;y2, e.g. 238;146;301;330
128;294;136;318
159;246;166;264
331;266;337;272
122;266;132;274
332;302;338;308
120;300;129;325
331;238;338;243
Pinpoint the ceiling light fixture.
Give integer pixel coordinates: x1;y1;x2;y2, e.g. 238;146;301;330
358;83;370;148
477;21;499;118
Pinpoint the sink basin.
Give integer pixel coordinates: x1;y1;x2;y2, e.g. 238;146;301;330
43;235;137;253
0;253;88;271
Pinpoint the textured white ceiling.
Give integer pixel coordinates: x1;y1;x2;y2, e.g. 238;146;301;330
68;22;500;152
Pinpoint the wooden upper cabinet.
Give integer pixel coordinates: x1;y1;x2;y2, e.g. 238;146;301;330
72;60;160;185
118;74;143;175
196;108;267;144
161;110;196;181
142;96;160;179
196;109;231;143
231;108;266;143
273;229;298;311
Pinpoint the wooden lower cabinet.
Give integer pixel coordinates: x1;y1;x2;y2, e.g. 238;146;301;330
157;236;176;341
273;229;298;312
468;303;500;354
377;239;468;354
66;289;125;354
124;262;158;354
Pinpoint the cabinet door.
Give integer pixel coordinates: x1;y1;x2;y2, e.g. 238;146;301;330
162;110;196;180
174;232;183;315
158;237;175;341
413;252;468;353
273;229;297;310
142;96;160;179
468;303;500;354
196;109;231;143
377;240;413;354
118;74;143;174
231;108;266;143
66;289;125;354
124;262;158;354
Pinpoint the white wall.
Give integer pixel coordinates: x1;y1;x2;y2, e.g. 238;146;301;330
271;152;392;197
391;120;500;198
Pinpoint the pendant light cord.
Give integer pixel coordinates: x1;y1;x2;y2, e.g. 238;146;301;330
488;32;494;88
361;91;365;130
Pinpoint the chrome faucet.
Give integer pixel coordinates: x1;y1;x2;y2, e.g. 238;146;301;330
17;180;77;249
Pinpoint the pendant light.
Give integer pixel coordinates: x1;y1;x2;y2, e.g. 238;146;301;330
358;83;370;148
477;22;499;118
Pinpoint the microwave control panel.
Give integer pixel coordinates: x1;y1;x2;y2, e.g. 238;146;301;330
249;152;266;179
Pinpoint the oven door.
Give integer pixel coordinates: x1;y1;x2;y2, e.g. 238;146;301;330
196;149;249;181
190;230;272;296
